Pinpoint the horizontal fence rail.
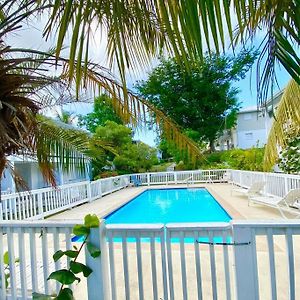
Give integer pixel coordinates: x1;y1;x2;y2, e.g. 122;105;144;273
2;220;300;299
1;169;300;222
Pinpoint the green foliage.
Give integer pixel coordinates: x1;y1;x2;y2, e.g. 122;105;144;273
278;134;300;174
136;50;258;150
48;270;80;285
33;214;100;300
150;162;174;172
93;121;132;148
113;142;158;173
78;95;122;133
89;121;158;177
2;251;19;289
199;148;265;171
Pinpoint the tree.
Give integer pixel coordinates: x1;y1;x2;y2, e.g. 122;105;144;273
2;0;299;165
113;142;158;172
137;50;257;151
90;121;158;176
78;95;122;133
90;121;132;177
0;3;203;164
93;121;132;148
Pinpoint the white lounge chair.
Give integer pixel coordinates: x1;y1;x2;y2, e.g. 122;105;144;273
249;188;300;218
232;181;265;198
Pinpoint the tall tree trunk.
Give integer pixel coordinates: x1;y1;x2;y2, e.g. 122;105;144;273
209;140;215;152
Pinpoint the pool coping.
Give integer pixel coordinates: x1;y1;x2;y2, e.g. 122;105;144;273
205;186;244;219
101;185;244;222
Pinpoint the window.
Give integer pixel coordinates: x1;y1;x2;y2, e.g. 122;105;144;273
245;132;253;140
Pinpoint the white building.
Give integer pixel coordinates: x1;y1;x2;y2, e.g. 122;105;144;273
1;156;90;193
216;90;284;150
235;90;283;149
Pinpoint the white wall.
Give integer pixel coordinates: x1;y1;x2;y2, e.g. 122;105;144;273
1;168;14;193
237;129;267;149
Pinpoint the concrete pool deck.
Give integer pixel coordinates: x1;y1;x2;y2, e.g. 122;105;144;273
48;183;293;222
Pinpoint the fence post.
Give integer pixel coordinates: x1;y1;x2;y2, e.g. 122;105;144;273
284;176;289;195
232;222;258;300
86;222;110;300
99;181;103;198
87;182;92;202
37;193;44;219
174;172;177;184
147;173;150;186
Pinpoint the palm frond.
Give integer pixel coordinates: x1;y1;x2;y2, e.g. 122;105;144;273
62;62;203;162
31;0;299;107
35;115;111;185
264;79;300;170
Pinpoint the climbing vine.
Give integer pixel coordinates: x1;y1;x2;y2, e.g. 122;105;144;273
33;214;101;300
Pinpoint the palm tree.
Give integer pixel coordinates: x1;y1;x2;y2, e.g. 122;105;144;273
0;2;204;165
1;0;299;166
2;0;297;106
264;79;300;170
0;31;111;192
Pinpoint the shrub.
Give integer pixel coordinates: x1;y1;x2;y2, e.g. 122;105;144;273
278;134;300;174
198;147;265;171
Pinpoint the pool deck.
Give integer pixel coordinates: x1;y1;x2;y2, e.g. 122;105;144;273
47;183;298;299
48;183;293;222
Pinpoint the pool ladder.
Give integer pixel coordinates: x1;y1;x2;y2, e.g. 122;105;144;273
184;176;193;187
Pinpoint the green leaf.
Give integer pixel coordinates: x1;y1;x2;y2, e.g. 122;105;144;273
5;273;10;289
86;242;101;258
84;214;100;228
53;250;65;262
73;224;90;236
57;288;74;300
48;269;80;285
3;251;9;265
32;293;54;300
70;261;93;277
64;250;79;259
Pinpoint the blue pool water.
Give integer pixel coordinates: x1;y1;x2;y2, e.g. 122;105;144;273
72;188;231;243
105;188;231;224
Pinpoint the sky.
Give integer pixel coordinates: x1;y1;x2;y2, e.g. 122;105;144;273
6;12;291;146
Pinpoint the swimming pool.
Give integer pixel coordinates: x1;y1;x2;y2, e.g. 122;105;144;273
105;188;231;224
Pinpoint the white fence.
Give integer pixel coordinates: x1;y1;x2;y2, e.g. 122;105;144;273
0;175;130;221
231;170;300;197
1;169;300;222
2;220;300;299
0;221;76;300
1;169;300;299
